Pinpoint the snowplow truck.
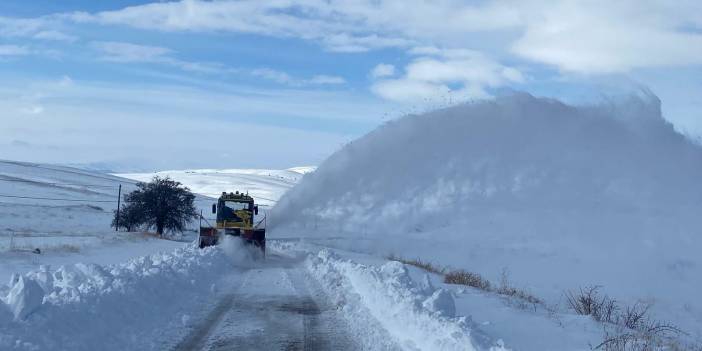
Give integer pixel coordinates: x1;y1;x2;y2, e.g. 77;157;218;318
199;191;265;253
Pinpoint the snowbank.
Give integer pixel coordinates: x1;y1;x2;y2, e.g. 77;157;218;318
306;250;507;351
0;243;231;351
272;92;702;339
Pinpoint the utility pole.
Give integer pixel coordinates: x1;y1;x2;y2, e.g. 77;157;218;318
115;184;122;231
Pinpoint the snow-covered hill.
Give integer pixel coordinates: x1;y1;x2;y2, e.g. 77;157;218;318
271;92;702;341
117;167;311;208
0;160;137;236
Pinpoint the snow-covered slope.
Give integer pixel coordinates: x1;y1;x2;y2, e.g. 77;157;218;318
117;168;308;208
271;92;702;341
0;160;199;284
0;159;136;235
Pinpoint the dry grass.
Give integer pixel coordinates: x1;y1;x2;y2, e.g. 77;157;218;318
386;254;446;275
444;270;492;291
57;244;81;253
388;254;542;307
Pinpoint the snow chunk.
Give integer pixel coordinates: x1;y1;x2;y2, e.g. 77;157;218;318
418;273;435;295
7;276;44;320
423;289;456;318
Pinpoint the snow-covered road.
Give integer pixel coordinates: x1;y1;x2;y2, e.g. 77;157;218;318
174;253;362;351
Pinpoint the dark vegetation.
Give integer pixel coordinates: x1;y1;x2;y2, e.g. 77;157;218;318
112;176;198;236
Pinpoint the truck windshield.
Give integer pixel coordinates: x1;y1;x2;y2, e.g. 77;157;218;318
224;201;250;211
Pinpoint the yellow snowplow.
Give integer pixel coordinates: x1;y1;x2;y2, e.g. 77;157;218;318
199;191;265;253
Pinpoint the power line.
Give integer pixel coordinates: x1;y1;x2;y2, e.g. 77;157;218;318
0;194;116;203
0;177;125;188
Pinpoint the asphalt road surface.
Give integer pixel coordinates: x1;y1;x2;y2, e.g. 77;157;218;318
173;253;358;351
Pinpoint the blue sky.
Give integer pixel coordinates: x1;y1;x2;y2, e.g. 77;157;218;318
1;0;701;170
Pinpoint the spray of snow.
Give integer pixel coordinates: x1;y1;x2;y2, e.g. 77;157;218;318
220;235;263;267
273;91;702;233
271;92;702;339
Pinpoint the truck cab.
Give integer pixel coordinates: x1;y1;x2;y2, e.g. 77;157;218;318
214;191;258;233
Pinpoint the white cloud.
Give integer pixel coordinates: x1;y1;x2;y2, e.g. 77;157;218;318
92;41;228;74
93;41;172;62
511;1;702;73
322;33;414;53
251;67;293;85
0;44;29;56
252;68;345;86
371;64;395;79
64;0;702;73
58;75;74;87
372;49;523;103
19;105;44;115
1;16;79;43
308;75;345;85
0;16;45;37
33;30;77;42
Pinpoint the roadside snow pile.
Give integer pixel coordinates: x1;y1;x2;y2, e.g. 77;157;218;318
0;244;231;351
272;92;702;340
307;250;508;351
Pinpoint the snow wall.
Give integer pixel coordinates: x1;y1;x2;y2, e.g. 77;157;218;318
271;92;702;338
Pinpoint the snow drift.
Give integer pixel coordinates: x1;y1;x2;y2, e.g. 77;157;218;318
271;92;702;339
307;250;507;351
0;244;231;351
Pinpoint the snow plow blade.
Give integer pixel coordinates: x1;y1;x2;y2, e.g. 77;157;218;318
198;227;219;248
241;228;266;254
198;227;265;255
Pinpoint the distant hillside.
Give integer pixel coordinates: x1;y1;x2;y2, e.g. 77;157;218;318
117;168;306;208
0;160;137;235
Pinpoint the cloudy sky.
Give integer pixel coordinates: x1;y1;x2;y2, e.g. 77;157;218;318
1;0;701;170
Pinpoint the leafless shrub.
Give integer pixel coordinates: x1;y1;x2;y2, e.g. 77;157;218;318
444;270;492;291
594;328;647;351
619;302;651;330
565;287;689;351
386;254;446;275
565;286;618;323
594;323;685;351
